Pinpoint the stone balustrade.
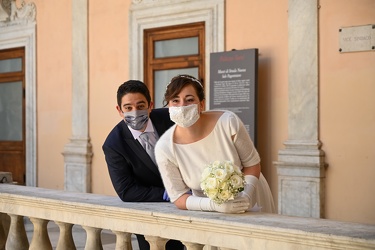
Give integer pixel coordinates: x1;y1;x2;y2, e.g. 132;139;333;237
0;184;374;250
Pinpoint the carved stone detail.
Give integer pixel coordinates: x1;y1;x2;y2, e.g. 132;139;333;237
0;0;36;25
0;0;11;16
10;0;36;22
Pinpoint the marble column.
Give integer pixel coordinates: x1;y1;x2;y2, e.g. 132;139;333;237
274;0;327;218
62;0;93;192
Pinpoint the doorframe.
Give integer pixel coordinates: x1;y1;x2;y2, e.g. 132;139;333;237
129;0;224;109
144;22;206;102
0;20;37;186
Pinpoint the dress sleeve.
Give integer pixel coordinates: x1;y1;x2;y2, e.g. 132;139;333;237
227;112;261;167
155;130;191;202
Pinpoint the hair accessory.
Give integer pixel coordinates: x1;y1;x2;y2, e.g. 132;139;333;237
166;74;203;89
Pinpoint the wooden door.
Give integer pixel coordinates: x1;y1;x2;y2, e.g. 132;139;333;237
144;22;205;108
0;47;25;185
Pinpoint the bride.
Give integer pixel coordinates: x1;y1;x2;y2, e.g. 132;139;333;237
155;74;275;214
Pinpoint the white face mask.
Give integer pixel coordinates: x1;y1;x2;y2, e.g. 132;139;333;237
169;104;200;128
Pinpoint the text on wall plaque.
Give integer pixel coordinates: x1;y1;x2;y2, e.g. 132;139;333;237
339;24;375;53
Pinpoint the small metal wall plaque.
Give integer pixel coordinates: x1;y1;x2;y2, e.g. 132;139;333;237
339;24;375;53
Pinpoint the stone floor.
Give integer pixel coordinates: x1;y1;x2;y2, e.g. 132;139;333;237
25;218;140;250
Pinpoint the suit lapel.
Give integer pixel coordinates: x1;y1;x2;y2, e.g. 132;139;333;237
120;122;161;176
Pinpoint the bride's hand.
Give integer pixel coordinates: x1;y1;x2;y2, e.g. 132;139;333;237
240;175;259;208
212;196;250;213
185;196;250;214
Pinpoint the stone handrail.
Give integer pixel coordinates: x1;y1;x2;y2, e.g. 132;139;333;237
0;184;374;250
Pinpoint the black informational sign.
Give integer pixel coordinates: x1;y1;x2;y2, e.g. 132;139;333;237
209;49;258;145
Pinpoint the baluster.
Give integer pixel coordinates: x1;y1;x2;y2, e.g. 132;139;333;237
112;231;132;250
5;214;29;250
55;221;76;250
0;213;10;250
144;235;168;250
183;241;205;250
204;246;218;250
82;226;103;250
29;217;52;250
0;222;4;250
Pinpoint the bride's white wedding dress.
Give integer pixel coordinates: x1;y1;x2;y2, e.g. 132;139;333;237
155;110;276;213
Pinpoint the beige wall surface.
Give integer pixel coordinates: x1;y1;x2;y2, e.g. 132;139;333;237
319;0;375;224
33;0;131;195
33;0;72;189
31;0;375;224
88;0;132;196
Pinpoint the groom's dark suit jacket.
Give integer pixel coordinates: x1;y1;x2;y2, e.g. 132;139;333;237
103;108;174;202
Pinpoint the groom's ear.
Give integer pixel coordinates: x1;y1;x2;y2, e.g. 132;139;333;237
116;105;124;117
148;101;154;110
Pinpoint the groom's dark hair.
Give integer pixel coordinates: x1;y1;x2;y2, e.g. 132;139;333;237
117;80;152;107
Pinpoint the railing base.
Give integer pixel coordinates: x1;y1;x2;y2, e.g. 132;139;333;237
1;184;374;250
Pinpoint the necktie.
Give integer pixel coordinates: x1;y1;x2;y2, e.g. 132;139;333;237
139;132;157;164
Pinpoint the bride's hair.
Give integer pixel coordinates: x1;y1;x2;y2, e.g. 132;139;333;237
163;74;205;106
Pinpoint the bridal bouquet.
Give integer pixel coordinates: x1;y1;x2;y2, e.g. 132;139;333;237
200;160;245;204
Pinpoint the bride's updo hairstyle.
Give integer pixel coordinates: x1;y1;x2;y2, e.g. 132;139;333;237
163;74;205;106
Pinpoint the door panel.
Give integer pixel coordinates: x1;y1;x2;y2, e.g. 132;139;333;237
144;22;205;108
0;47;25;185
0;81;23;141
154;68;199;107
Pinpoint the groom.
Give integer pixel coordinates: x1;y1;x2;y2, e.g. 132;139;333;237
102;80;183;250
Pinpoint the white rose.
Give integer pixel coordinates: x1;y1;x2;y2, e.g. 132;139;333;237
223;161;234;173
205;177;218;190
201;167;211;180
200;181;207;190
205;188;219;200
214;168;229;180
219;180;229;191
211;160;221;169
217;189;233;202
230;174;244;189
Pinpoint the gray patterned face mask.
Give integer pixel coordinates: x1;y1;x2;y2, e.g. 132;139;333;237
169;104;200;128
123;109;149;130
